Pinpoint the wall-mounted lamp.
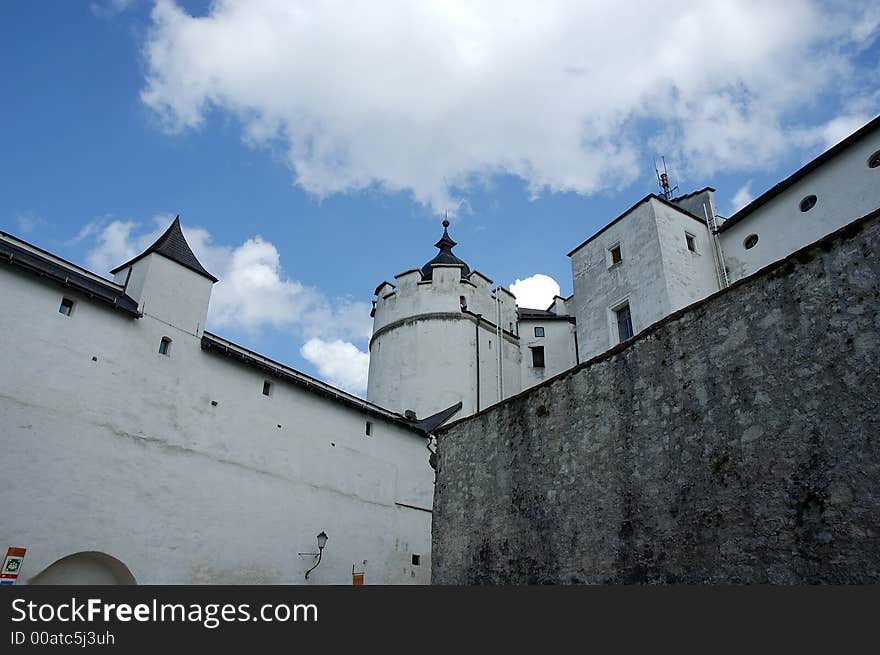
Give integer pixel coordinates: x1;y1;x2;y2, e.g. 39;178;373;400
303;531;329;580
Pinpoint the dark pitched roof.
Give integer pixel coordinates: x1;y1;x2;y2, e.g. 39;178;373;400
420;219;471;280
670;186;716;203
517;307;576;323
110;216;218;282
718;113;880;233
0;234;140;317
566;194;705;257
201;331;459;435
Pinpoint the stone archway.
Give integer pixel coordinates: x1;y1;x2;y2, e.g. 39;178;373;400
28;551;136;585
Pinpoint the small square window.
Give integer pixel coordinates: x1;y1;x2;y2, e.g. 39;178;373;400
365;421;372;436
158;337;172;356
534;326;545;338
59;297;74;316
531;346;545;368
609;245;622;265
685;233;696;252
262;380;272;396
412;554;421;566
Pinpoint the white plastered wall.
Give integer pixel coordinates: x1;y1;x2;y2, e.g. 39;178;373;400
0;263;433;585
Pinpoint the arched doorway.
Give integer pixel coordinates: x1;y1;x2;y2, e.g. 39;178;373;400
28;551;136;585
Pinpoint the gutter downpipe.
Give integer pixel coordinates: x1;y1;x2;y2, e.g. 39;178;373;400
475;314;481;413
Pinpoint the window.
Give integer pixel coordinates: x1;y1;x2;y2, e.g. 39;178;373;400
868;150;880;168
530;346;545;368
262;380;272;396
799;195;817;212
365;421;372;436
459;295;467;310
59;297;74;316
609;244;622;265
615;304;634;342
412;554;421;566
743;234;759;250
158;337;172;356
685;233;697;252
534;326;545;337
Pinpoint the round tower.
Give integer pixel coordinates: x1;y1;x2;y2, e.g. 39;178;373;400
366;220;521;419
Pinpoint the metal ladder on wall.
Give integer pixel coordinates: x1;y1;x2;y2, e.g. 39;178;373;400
703;203;730;289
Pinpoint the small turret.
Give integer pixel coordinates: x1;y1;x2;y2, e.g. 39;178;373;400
110;216;216;337
367;219;521;418
420;219;471;280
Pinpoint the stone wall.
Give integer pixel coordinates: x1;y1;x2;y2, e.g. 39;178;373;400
432;209;880;584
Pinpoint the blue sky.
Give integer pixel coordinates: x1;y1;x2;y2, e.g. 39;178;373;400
2;1;878;394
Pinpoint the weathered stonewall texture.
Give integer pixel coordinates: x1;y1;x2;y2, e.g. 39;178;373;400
432;209;880;584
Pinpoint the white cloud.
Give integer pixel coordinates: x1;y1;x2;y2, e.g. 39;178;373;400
510;274;560;310
813;114;873;150
140;0;877;212
85;220;144;273
300;338;370;395
82;217;372;344
730;181;754;215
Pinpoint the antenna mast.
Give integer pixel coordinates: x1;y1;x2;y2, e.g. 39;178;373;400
654;156;678;200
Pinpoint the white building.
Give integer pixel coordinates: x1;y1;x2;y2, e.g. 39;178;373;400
367;219;578;419
718;115;880;282
567;114;880;361
0;219;443;585
2;113;878;584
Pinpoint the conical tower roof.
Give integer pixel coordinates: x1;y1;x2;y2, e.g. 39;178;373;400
110;215;218;282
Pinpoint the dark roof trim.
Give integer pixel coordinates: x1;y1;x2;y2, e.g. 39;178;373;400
200;331;428;435
718;114;880;233
439;205;880;433
0;235;141;317
111;216;218;282
517;308;576;323
670;186;716;202
373;280;396;296
469;270;494;285
566;194;706;257
413;402;463;433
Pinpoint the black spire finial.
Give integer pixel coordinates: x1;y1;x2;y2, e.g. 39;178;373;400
419;214;470;280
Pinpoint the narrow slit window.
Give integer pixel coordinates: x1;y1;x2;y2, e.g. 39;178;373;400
262;380;272;396
59;297;75;316
685;233;696;252
615;304;634;342
365;421;372;436
158;337;172;356
412;554;421;566
531;346;545;368
609;244;622;265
